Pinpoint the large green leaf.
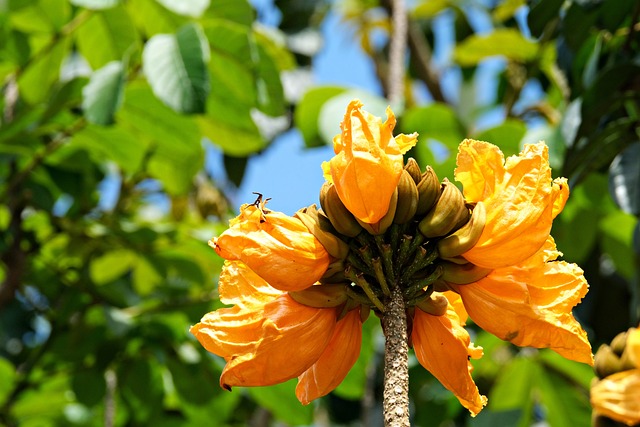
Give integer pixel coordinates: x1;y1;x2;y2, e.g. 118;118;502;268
75;5;139;69
206;0;254;26
295;86;347;148
126;0;187;36
9;0;70;33
155;0;209;17
535;367;592;427
90;249;137;285
205;19;285;116
197;104;265;156
0;357;15;402
473;119;526;158
17;37;70;104
71;124;147;174
118;83;203;194
488;356;538;427
600;210;638;280
82;60;125;125
609;142;640;216
453;29;538;66
143;23;210;114
249;380;314;425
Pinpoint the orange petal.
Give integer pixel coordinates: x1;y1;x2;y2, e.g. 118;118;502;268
219;294;337;388
212;205;330;291
412;305;487;416
455;243;593;365
456;140;569;269
296;308;362;404
218;261;282;308
327;99;417;224
591;369;640;425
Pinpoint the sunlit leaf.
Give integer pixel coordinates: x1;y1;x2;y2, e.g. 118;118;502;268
609;142;640;216
17;38;70;104
71;125;147;174
295;86;347;148
143;23;210;114
453;29;538;66
126;0;187;36
70;0;119;9
207;0;254;26
155;0;209;17
82;61;125;125
473;119;526;158
75;5;139;69
90;249;137;285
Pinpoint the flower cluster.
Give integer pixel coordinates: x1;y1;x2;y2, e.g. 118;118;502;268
591;326;640;426
191;99;593;415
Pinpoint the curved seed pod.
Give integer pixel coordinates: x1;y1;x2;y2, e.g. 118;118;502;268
418;180;468;238
437;201;487;259
416;166;441;215
404;158;422;184
440;261;492;285
319;182;362;237
610;330;629;356
415;293;448;316
296;206;350;259
394;170;419;224
594;344;623;378
289;283;348;308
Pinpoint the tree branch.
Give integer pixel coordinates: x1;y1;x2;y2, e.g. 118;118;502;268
407;22;446;103
382;284;410;427
388;0;408;107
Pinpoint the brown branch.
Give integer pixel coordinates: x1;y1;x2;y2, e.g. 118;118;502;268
388;0;408;106
382;284;410;427
407;22;446;103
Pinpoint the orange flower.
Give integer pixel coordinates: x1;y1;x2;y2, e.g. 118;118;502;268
322;99;417;225
190;261;362;400
411;292;487;416
591;328;640;425
452;236;593;365
210;202;331;291
455;140;569;269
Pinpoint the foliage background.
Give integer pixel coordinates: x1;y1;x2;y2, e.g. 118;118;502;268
1;0;639;426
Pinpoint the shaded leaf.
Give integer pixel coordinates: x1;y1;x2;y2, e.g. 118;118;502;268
82;61;125;125
207;0;254;26
17;38;70;104
600;211;638;280
527;0;563;37
71;125;147;174
249;380;314;425
535;367;592;427
223;154;248;187
488;357;538;426
71;369;106;407
143;23;210;114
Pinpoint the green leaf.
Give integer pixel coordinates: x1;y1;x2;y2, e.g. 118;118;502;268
295;86;347;148
71;125;147;174
143;23;210;114
9;0;71;33
538;350;594;390
473;119;526;158
70;0;119;9
132;255;163;295
453;29;538;66
527;0;563;37
119;358;164;422
118;83;203;194
90;249;137;285
535;367;592;427
411;0;451;18
0;357;15;402
248;380;314;425
155;0;209;17
609;142;640;216
207;0;254;26
223;154;248;187
334;314;378;399
126;0;187;36
75;5;139;69
71;369;106;407
82;61;125;125
488;357;538;426
492;0;525;22
600;210;638;280
17;37;70;104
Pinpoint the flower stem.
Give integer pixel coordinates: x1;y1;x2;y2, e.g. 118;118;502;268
382;283;410;427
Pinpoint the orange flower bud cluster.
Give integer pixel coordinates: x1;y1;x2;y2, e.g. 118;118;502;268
191;99;592;416
591;327;640;426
